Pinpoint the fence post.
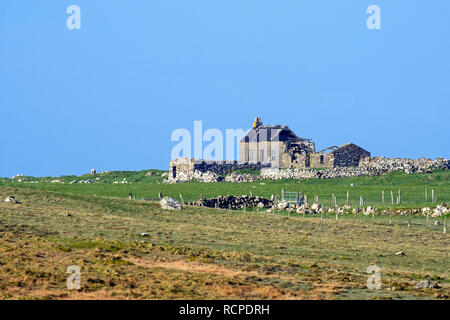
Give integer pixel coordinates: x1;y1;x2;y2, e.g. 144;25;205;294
398;190;401;205
296;190;299;206
179;193;184;204
382;190;385;205
444;216;447;234
281;189;285;201
389;209;392;225
425;188;428;202
346;191;349;206
305;194;308;204
391;190;394;205
408;211;411;227
244;203;247;212
426;211;429;229
372;210;375;223
335;201;338;221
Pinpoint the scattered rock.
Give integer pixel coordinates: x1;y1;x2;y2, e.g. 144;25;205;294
415;280;440;289
4;196;19;204
311;203;321;213
140;233;150;237
432;204;448;217
160;197;182;210
395;251;406;256
364;206;376;216
276;200;290;210
224;172;256;183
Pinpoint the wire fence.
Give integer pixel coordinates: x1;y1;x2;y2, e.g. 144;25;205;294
282;188;447;209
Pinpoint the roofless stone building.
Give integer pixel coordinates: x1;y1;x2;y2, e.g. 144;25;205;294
239;117;370;169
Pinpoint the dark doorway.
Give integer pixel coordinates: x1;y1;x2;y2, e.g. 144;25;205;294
172;166;176;178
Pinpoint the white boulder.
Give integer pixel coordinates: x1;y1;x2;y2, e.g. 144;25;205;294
160;197;182;210
432;204;448;218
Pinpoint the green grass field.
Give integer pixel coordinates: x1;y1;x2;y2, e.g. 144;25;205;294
0;170;448;299
3;169;450;208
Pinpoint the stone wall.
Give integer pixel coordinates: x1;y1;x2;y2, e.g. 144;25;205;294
167;157;449;183
167;158;271;183
197;195;273;210
169;158;195;179
193;160;271;174
261;157;450;180
309;153;334;168
359;157;449;174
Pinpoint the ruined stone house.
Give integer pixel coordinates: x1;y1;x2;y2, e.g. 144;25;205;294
239;117;315;168
309;143;371;168
239;117;370;169
169;118;371;179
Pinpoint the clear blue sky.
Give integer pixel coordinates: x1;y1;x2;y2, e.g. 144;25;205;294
1;1;449;177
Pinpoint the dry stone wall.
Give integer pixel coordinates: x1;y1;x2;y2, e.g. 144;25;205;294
261;157;449;180
166;157;449;183
196;195;273;210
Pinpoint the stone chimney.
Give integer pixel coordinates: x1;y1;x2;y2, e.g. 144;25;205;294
253;117;262;128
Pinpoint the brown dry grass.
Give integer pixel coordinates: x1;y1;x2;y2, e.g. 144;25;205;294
0;186;448;300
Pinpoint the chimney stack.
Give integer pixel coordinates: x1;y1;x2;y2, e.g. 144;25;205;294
253;117;262;128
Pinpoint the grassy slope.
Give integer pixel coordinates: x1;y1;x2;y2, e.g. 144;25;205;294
0;186;448;300
2;170;450;208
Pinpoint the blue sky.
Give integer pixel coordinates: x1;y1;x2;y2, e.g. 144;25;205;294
1;1;449;177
